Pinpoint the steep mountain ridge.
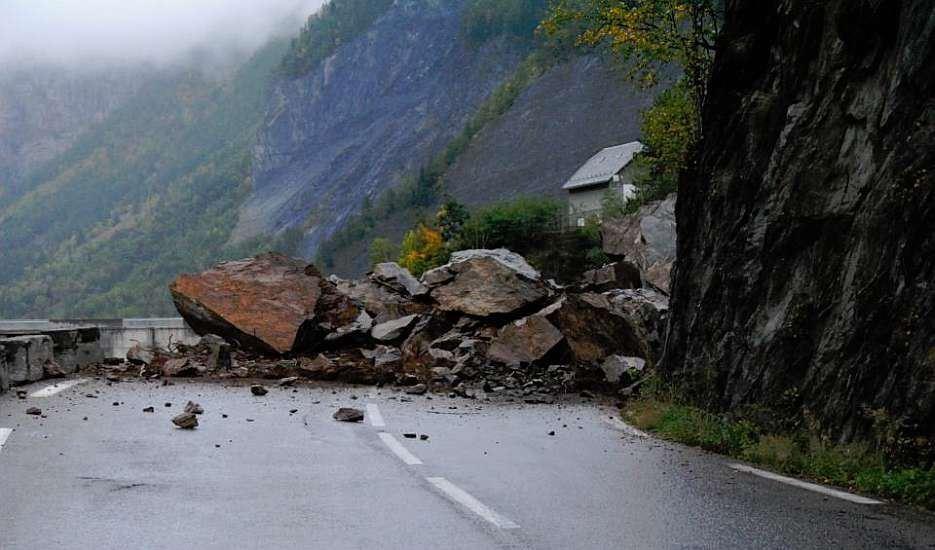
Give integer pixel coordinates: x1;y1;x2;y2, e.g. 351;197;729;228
234;0;527;254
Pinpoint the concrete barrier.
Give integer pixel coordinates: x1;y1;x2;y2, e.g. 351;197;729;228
0;318;200;360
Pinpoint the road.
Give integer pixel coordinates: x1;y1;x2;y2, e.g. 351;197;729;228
1;377;934;549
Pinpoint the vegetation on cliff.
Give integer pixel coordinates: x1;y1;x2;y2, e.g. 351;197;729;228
279;0;395;78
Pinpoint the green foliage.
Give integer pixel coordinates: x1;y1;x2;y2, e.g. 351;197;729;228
398;224;447;276
544;0;721;117
462;0;550;47
436;198;471;241
368;237;398;267
635;79;696;197
0;40;289;317
626;399;935;510
452;196;563;250
280;0;394;78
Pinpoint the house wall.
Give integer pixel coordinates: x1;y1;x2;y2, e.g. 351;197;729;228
567;163;642;225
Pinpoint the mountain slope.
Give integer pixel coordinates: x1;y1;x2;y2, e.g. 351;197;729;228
233;0;527;254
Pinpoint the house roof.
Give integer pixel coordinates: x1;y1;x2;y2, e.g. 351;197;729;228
562;141;645;191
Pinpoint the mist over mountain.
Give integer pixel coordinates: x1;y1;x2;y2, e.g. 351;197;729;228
0;0;324;70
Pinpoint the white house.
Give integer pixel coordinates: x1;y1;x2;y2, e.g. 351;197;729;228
563;141;644;226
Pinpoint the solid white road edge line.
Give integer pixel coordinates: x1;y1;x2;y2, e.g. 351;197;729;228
366;404;386;428
378;432;423;465
603;416;650;438
0;428;12;454
427;477;520;529
29;378;87;398
729;463;882;505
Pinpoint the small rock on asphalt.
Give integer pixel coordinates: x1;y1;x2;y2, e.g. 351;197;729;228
172;412;199;429
420;434;429;441
250;385;268;396
143;406;155;413
406;384;428;395
333;407;365;422
26;407;42;416
278;377;299;387
403;433;417;439
185;401;204;415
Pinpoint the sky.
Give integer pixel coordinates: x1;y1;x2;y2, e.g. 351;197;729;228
0;0;327;68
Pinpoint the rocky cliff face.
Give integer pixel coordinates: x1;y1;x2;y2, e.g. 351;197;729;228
665;0;935;441
234;0;525;254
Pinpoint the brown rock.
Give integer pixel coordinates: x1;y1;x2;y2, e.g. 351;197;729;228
540;294;650;365
126;344;155;365
333;407;365;422
579;261;642;292
488;315;564;366
162;358;201;378
172;412;198;429
184;401;204;414
332;277;428;325
250;385;268;396
169;253;326;355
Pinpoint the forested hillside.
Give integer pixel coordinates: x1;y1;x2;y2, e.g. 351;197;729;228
0;42;290;317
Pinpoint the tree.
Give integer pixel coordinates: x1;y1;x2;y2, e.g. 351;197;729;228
635;78;697;198
398;224;446;276
436;198;470;241
369;237;398;267
543;0;721;129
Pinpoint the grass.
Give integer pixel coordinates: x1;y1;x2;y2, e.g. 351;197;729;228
624;399;935;510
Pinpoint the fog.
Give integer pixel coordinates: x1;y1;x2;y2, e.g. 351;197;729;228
0;0;327;69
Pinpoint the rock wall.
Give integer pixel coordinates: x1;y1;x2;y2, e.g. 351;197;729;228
665;0;935;441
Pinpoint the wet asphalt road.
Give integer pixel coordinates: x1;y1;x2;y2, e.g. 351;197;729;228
1;377;934;550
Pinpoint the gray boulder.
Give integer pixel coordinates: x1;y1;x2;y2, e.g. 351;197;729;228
424;249;550;317
371;314;420;342
371;263;428;297
601;195;676;293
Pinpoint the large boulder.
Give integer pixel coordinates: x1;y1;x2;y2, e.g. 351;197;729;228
488;315;564;366
170;253;353;355
601;195;676;293
540;294;651;366
423;249;550;317
605;288;669;361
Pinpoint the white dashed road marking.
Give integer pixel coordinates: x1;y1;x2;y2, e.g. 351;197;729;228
602;416;650;438
0;428;12;454
427;477;520;529
366;404;385;428
378;432;423;465
30;379;87;398
729;463;882;505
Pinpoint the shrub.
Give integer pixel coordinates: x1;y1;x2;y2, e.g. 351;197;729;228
398;224;447;276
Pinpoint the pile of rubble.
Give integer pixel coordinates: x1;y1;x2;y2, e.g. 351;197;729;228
89;246;657;401
78;198;677;400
